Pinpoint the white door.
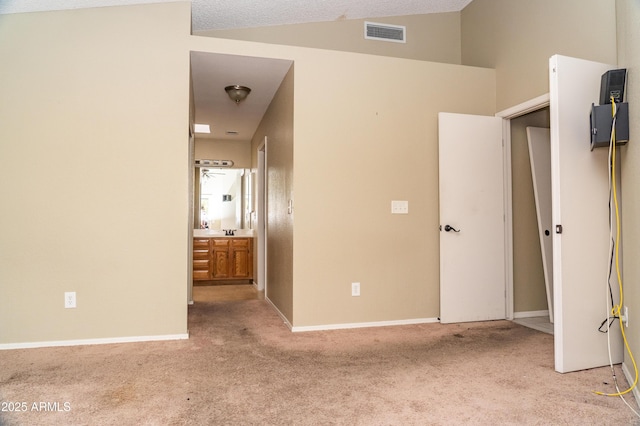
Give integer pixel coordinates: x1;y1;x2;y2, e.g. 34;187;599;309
439;113;505;324
549;55;623;373
526;127;554;323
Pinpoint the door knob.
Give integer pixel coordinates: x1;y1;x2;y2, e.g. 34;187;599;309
443;224;460;233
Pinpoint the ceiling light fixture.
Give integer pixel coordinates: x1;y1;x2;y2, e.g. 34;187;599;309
225;85;251;104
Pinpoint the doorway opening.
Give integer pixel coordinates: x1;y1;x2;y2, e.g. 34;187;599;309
506;106;552;334
496;94;550;329
187;50;292;307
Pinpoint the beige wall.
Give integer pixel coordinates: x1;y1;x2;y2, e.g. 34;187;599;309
2;3;486;339
462;0;617;111
196;13;462;64
194;139;252;168
0;3;191;344
510;108;551;313
250;67;295;321
291;51;495;326
617;0;640;386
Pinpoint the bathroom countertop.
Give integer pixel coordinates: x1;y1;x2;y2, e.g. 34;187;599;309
193;229;255;238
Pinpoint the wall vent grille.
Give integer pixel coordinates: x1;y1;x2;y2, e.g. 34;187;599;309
364;22;406;43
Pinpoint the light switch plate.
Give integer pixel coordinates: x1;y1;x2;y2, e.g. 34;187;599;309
391;200;409;214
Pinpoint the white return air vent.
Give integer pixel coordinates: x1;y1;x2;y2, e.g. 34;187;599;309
364;21;406;43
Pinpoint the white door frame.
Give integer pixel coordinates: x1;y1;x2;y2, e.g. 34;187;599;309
256;137;267;293
496;93;551;320
187;130;195;305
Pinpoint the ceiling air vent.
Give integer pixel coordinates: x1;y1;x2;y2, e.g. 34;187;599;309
364;22;406;43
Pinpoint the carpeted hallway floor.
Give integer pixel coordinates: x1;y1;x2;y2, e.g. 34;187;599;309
1;286;638;425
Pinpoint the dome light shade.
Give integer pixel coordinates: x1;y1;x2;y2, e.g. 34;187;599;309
225;85;251;104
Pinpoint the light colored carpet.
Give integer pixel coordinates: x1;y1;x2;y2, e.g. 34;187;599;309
193;283;261;302
0;295;638;425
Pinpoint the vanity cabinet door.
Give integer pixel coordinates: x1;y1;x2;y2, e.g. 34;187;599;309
211;239;231;279
229;238;253;279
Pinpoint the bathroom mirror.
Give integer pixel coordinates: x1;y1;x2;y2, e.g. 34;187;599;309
196;168;252;231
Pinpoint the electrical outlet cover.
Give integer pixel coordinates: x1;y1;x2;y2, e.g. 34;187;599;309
65;292;76;308
352;282;360;296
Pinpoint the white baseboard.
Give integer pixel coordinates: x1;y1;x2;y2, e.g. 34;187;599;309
252;280;265;292
265;296;293;330
0;333;189;351
291;317;439;332
513;310;549;319
262;298;439;332
621;361;640;410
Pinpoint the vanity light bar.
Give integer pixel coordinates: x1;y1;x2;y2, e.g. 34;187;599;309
195;159;234;168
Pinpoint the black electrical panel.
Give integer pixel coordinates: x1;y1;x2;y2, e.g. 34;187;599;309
590;68;629;150
600;69;627;105
590;103;629;150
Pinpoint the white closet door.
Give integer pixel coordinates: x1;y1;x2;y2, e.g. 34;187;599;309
526;126;554;323
549;55;623;373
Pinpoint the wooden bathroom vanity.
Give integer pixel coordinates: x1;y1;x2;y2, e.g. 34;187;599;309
193;235;253;282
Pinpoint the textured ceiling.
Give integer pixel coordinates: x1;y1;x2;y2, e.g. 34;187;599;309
191;0;473;31
0;0;473;31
